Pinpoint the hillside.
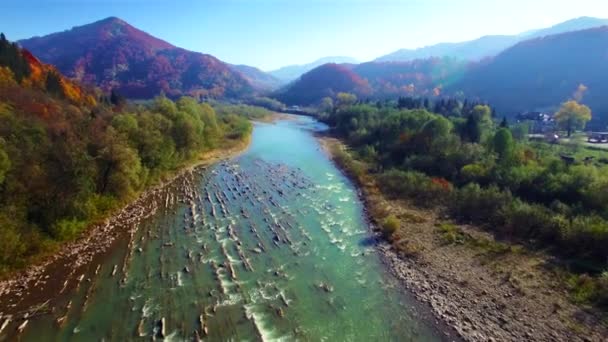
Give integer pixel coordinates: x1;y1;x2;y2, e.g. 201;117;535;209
269;56;359;82
275;58;465;105
19;17;254;99
274;63;371;105
353;58;466;98
376;35;519;63
452;26;608;122
0;34;96;107
376;16;608;62
230;64;282;92
0;34;255;275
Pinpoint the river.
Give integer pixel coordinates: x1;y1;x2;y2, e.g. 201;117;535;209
12;116;443;341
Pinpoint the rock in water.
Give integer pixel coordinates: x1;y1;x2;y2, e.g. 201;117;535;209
137;319;145;337
158;317;166;338
0;317;11;334
17;320;28;334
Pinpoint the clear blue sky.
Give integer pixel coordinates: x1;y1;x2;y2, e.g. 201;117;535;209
2;0;607;70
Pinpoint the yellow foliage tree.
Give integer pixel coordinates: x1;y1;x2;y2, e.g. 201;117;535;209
336;92;357;109
554;100;592;137
0;66;16;87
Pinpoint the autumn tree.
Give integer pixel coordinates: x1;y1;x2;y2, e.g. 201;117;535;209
336;92;357;109
554;100;592;137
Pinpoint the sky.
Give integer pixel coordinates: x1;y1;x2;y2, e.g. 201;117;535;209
2;0;608;70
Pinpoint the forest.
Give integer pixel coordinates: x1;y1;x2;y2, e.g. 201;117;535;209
320;94;608;309
0;34;255;275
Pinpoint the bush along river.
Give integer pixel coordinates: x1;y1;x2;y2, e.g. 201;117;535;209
1;116;445;341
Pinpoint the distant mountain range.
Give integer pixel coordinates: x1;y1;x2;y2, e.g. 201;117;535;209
276;23;608;125
275;58;466;105
269;56;359;82
451;26;608;122
376;16;608;62
13;15;608;124
229;64;282;91
18;17;272;99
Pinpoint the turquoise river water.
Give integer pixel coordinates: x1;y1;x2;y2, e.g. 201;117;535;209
10;116;444;341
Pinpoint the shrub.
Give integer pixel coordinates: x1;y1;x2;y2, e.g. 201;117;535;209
503;200;564;242
382;215;400;237
0;217;25;269
460;163;490;184
449;183;512;226
394;239;421;258
567;274;599;304
377;169;450;207
437;223;466;245
564;215;608;261
51;218;87;241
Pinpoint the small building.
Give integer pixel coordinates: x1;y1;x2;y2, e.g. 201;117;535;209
516;111;554;134
587;132;608;143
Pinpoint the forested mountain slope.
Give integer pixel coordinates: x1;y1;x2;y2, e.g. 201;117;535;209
19;17;255;99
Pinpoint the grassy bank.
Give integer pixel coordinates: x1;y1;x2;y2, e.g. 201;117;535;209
320;136;608;330
318;100;608;312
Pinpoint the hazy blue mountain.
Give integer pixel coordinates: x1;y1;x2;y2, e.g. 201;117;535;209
229;64;282;92
269;56;359;82
376;16;608;62
451;26;608;124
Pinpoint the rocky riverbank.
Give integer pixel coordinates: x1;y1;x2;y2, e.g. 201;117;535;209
318;136;608;342
0;137;250;323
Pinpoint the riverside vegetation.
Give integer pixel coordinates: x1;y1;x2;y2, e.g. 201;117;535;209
0;34;269;276
319;93;608;312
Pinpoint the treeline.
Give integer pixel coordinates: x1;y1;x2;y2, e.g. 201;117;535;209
0;33;30;82
322;97;608;307
0;93;252;274
0;36;255;274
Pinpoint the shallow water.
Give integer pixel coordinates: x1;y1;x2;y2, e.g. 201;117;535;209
17;116;443;341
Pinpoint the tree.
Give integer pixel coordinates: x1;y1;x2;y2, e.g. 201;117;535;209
420;116;452;150
0;34;30;82
554;100;592;137
45;70;63;96
493;127;514;161
319;97;334;114
462;105;493;143
0;143;10;184
110;89;126;107
499;117;508;128
336;92;357;108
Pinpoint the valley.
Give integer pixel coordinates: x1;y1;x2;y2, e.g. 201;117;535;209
0;116;447;341
1;5;608;342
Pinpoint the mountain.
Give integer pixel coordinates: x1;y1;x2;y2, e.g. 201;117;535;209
274;63;371;105
0;34;96;108
375;35;519;63
528;16;608;38
275;57;465;105
229;64;282;92
19;17;254;99
353;58;466;98
376;16;608;62
451;26;608;122
275;58;467;105
269;56;359;82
